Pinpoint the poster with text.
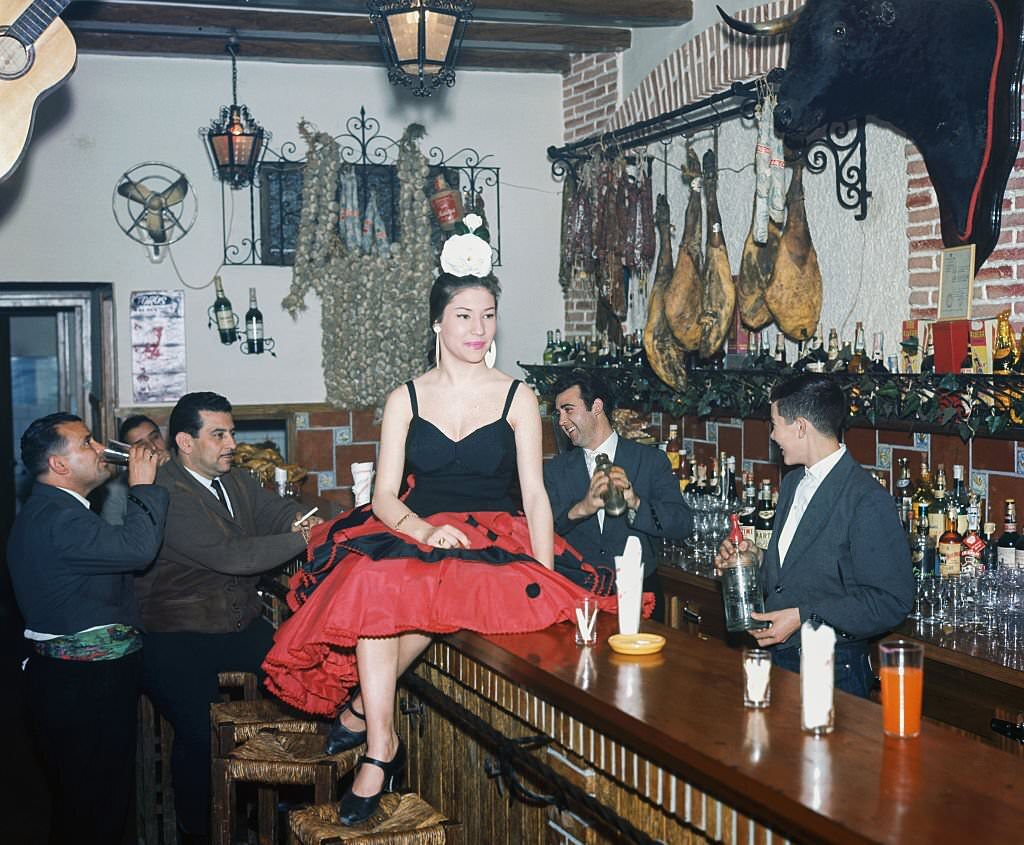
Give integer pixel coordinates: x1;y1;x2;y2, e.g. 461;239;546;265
130;290;187;403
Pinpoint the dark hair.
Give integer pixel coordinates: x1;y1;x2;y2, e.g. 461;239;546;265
770;373;846;439
118;414;158;442
168;392;232;452
21;412;82;477
427;272;502;365
552;368;616;416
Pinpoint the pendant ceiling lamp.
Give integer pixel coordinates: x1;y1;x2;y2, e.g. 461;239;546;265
203;38;270;189
367;0;474;97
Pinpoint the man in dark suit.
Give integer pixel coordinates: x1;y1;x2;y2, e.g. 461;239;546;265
717;373;914;698
136;392;322;843
7;413;167;844
543;370;691;620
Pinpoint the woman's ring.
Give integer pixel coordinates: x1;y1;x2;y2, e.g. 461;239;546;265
438;537;447;546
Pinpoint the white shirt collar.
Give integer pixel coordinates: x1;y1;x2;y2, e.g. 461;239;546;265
804;444;846;482
584;431;618;465
55;487;91;509
184;466;222;491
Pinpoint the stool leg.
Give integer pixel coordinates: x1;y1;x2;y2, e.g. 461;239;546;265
211;758;235;845
257;785;277;845
313;760;337;804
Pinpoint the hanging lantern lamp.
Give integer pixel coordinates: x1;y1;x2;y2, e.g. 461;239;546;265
367;0;474;97
203;38;270;189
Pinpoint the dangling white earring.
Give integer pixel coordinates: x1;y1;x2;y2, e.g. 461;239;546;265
433;325;441;366
485;340;496;368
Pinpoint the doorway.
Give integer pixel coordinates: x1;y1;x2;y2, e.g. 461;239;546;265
0;283;115;845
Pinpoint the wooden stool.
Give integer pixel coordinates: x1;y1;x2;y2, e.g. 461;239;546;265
288;793;449;844
136;693;178;845
211;699;330;758
212;732;362;845
218;670;261;701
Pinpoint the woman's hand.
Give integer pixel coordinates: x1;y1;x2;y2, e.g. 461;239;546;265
423;523;471;550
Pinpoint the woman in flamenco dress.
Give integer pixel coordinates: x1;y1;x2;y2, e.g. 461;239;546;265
262;220;621;826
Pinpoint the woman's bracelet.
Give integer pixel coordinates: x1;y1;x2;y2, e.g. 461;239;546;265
394;512;414;531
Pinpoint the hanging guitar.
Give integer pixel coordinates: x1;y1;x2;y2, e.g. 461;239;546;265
0;0;76;183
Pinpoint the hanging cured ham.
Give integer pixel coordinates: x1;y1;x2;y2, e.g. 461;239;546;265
766;162;822;341
697;149;735;358
644;194;689;390
663;148;704;352
737;209;781;330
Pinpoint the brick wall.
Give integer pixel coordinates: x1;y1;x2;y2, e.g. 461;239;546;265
906;124;1024;324
293;408;381;517
562;52;619;144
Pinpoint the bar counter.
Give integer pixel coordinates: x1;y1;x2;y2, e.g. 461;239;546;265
401;612;1023;845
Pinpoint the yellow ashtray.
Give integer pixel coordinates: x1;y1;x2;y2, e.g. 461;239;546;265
608;633;666;656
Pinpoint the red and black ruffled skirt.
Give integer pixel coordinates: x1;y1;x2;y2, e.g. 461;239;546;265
262;506;626;716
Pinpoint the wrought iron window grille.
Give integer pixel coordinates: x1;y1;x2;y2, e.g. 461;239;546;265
219;107;502;267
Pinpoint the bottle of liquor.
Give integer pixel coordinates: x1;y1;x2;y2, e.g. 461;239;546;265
825;328;841;372
773;334;788;368
981;521;999;572
895;457;913;527
997;499;1018;570
911;461;936;539
739;474;757;544
848;321;867;373
931;464;948;538
245;287;264;354
665;425;681;473
212;276;238;344
961;501;986;576
725;455;740;506
920;324;935;374
707;458;720;500
429;174;463;231
910;503;933;578
542;330;555;364
937;506;962;578
870;332;888;372
695;464;708;497
949;465;969;535
754;480;775;551
1014;506;1024;570
551;329;566;363
992;310;1016;375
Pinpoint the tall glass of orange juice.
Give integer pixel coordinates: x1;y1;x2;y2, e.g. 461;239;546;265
879;640;924;738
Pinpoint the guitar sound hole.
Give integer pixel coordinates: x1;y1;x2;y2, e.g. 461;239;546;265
0;31;33;80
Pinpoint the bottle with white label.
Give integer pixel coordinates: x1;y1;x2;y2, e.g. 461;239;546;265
997;499;1018;570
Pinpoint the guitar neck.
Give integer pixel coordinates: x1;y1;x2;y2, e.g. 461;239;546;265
9;0;72;45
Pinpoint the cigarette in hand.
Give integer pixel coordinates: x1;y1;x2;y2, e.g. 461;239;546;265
292;506;319;527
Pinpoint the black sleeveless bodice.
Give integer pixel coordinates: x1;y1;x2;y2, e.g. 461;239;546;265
403;380;522;516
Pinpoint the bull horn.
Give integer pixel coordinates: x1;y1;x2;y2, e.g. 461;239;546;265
716;4;804;37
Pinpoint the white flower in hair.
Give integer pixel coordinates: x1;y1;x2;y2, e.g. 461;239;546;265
440;232;493;278
463;213;484;232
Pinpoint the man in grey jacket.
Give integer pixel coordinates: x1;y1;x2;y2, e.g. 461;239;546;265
717;373;914;698
137;392;321;842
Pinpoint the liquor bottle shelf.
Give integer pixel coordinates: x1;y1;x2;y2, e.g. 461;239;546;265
519;362;1024;441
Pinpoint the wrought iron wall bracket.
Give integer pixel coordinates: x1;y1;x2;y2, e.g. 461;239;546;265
790;116;871;220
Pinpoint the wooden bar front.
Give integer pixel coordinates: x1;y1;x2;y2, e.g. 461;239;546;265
399;613;1023;845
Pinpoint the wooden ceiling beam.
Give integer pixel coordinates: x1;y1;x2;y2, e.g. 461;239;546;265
65;3;631;53
68;0;691;28
71;31;572;73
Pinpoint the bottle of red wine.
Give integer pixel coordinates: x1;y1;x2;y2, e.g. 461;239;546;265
245;287;264;354
212;276;237;344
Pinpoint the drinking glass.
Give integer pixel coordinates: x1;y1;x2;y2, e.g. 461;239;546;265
879;640;924;739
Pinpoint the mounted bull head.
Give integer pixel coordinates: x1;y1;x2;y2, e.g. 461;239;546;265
720;0;1024;271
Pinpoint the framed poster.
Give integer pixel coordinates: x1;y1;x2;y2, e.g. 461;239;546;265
130;290;186;403
937;244;975;321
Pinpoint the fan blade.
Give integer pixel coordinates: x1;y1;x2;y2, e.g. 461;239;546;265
117;178;153;204
145;210;168;243
159;176;189;207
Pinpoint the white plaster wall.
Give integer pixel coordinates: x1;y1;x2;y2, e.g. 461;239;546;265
652;118;909;359
0;54;564;407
